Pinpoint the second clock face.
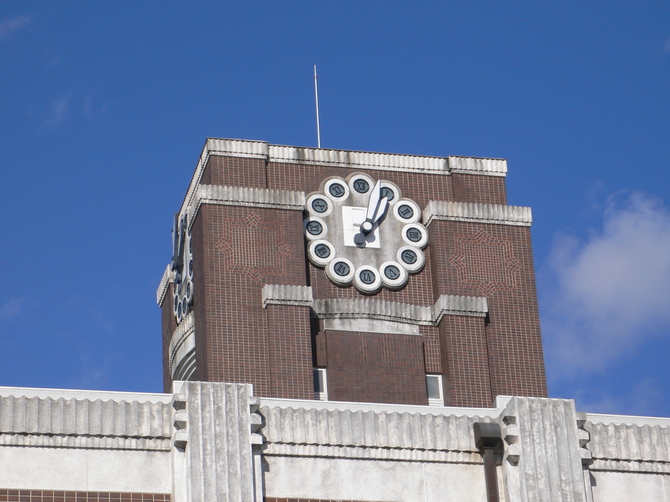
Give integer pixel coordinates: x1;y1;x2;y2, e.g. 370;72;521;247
304;173;428;293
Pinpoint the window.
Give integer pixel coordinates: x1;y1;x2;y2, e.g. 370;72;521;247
313;367;328;401
426;374;444;406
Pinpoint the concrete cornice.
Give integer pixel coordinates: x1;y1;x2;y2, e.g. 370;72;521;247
310;294;488;326
0;392;172;446
585;419;670;471
262;285;313;308
448;156;507;177
260;402;495;458
156;264;171;306
424;200;532;227
194;184;305;216
177;138;509;219
268;144;450;175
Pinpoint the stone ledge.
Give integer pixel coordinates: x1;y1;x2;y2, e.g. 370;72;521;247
156;264;171;306
0;433;171;452
262;285;313;308
195;184;305;214
423;201;532;227
269;145;450;175
263;442;481;464
311;295;487;326
449;156;507;177
177;138;509;220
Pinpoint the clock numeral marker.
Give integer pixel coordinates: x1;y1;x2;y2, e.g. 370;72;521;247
334;261;350;276
398;204;414;219
307;221;323;235
380;187;395;201
406;228;422;242
329;183;346;197
312;198;328;213
353;179;369;193
359;270;375;284
314;244;331;258
401;250;418;264
384;265;400;280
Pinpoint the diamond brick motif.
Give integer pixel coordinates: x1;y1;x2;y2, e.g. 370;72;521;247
216;212;292;282
449;229;521;296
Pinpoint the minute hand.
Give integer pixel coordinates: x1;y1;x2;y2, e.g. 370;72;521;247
361;181;388;235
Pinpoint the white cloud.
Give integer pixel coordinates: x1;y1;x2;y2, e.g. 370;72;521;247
543;191;670;377
0;297;27;321
0;15;31;40
44;94;71;127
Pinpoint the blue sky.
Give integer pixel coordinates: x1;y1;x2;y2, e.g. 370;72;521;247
1;2;669;417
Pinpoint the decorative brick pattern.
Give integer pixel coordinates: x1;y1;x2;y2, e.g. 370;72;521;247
0;491;169;502
190;204;309;397
449;228;522;296
429;220;547;401
161;149;547;407
216;212;293;282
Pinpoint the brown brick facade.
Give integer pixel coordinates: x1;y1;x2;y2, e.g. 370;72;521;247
0;491;170;502
160;144;547;407
325;330;427;405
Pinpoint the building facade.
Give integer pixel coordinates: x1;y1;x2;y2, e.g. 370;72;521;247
0;139;668;502
157;139;546;408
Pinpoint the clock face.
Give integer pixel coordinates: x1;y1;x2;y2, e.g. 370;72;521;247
172;211;194;324
304;173;428;293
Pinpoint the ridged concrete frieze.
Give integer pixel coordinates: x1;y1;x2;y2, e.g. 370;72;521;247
0;393;172;451
262;285;313;308
260;402;495;464
311;294;487;326
424;201;532;227
194;184;305;217
448;156;507;176
585;419;670;473
177;139;510;218
269;145;450;175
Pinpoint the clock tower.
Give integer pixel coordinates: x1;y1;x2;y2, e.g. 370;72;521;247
157;139;547;407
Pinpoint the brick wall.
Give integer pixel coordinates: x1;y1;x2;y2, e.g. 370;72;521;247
162;151;547;406
325;330;427;405
428;220;547;400
451;172;507;204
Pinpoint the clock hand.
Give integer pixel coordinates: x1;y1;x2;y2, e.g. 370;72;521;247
361;181;388;235
366;180;382;221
